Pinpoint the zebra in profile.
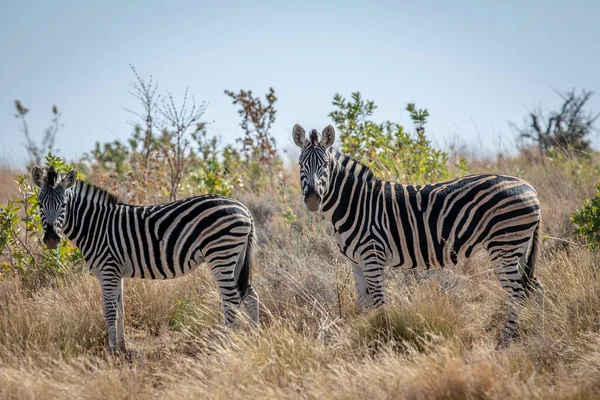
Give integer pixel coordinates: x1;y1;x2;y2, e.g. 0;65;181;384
292;124;542;346
31;166;259;353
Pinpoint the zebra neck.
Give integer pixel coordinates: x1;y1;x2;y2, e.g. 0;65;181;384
320;152;379;226
62;181;118;252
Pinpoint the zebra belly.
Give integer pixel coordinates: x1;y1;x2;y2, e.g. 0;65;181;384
386;253;448;270
124;245;206;279
337;233;452;270
387;241;485;271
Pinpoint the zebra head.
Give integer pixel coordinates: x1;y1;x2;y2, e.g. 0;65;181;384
31;166;77;249
292;124;336;212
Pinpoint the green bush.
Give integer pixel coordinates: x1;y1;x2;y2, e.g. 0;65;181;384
188;128;242;197
225;87;283;193
329;92;452;184
572;184;600;250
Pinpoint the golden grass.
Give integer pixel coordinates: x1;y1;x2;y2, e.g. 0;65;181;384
0;245;600;399
0;168;22;205
1;154;600;399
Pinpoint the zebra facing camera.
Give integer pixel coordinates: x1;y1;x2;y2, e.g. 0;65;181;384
31;165;77;250
294;124;335;213
30;164;259;353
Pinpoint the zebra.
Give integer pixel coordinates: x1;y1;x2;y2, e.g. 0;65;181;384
292;124;543;346
31;166;259;353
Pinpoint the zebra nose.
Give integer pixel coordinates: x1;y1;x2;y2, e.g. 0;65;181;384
304;194;322;212
43;229;61;250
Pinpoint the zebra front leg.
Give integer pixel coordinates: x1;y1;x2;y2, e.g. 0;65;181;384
352;262;370;308
116;278;125;350
99;274;127;354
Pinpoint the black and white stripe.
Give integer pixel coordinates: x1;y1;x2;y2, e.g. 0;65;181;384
293;124;542;346
32;166;259;353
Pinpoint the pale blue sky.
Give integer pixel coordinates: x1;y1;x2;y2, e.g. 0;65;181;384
1;0;599;167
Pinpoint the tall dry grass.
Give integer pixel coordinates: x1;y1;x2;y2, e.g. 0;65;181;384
1;152;600;399
0;168;22;205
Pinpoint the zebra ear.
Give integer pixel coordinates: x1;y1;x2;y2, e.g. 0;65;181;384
59;169;77;189
31;166;44;188
292;124;307;148
320;125;335;148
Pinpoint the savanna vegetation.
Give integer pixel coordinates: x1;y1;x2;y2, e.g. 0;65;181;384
1;68;600;399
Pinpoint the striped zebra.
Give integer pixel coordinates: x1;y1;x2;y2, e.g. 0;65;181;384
31;166;259;353
292;124;542;346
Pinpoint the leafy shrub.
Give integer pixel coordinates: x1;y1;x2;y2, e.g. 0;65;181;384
225;87;283;193
188;128;242;196
329;92;452;184
572;184;600;250
90;140;130;174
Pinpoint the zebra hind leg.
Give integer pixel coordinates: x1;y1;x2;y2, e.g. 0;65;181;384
490;248;531;348
520;229;544;296
352;262;371;309
208;255;243;328
232;240;259;327
242;285;260;327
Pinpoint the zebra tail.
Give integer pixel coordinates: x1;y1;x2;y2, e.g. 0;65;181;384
236;221;254;298
523;221;540;294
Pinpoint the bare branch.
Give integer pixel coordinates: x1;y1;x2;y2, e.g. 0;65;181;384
513;89;598;155
15;101;61;166
157;87;208;201
125;64;161;167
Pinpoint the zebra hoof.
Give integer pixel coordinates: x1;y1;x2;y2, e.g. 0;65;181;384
496;338;510;351
108;344;128;357
497;328;518;350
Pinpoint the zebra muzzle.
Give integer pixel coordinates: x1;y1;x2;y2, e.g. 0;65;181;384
304;194;322;212
43;230;61;250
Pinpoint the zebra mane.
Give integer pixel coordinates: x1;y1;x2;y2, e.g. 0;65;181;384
76;180;121;205
331;150;378;183
45;166;59;187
